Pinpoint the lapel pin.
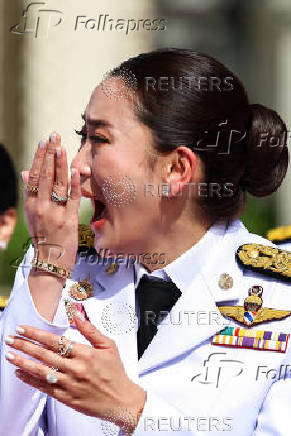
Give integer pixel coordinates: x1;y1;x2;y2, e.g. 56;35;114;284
218;273;233;289
219;285;291;327
69;274;93;301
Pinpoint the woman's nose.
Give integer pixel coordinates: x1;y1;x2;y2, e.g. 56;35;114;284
71;150;91;177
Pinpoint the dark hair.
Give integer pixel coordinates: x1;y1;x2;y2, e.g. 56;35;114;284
108;48;289;222
0;143;18;215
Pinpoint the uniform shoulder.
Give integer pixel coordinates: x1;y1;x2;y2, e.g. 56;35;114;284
236;238;290;283
267;225;291;245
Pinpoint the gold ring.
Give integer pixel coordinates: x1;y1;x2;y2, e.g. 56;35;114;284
57;336;75;358
57;335;67;356
26;184;38;193
64;341;75;358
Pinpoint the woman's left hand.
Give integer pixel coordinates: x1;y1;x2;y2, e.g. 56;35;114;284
5;315;146;434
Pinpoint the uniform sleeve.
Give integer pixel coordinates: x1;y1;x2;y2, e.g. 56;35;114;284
133;390;200;435
253;349;291;436
0;244;69;436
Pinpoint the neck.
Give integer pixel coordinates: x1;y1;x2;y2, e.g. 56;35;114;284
140;217;212;272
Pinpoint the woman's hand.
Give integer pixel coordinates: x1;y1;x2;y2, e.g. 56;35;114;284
4;316;146;434
22;132;81;271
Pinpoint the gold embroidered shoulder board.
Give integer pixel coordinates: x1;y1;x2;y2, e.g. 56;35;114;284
0;295;9;310
267;225;291;244
236;244;291;282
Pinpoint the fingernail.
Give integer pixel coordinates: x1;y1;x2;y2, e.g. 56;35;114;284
83;165;91;174
71;168;77;176
75;311;85;321
4;336;14;345
56;147;62;158
21;171;25;183
16;326;25;334
39;138;46;149
5;352;14;360
50;132;57;143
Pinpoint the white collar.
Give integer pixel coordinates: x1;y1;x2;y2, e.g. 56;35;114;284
133;220;228;292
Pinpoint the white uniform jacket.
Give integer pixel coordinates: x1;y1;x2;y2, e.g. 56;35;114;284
0;219;291;436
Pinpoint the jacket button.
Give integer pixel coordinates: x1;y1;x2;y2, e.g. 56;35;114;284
218;273;233;289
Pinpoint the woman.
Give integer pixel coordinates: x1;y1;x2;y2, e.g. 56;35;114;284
0;48;290;435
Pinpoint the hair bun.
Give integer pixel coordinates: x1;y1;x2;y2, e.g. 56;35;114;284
241;103;289;196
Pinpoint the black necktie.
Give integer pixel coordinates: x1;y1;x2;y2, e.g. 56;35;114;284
136;275;182;359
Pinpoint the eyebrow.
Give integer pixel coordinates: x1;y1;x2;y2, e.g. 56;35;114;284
81;113;113;129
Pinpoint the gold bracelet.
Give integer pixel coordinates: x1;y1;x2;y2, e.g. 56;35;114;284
31;257;73;279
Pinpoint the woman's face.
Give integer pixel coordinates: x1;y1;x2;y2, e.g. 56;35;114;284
71;78;171;259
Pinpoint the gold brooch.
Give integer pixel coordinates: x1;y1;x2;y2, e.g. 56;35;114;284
69;275;93;301
219;285;291;326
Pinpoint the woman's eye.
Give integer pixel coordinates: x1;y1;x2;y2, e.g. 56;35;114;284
90;135;109;144
75;128;109;151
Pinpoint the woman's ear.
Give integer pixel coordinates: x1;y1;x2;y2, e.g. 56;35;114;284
164;147;197;197
0;208;17;249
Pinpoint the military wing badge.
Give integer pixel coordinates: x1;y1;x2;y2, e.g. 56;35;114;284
219;285;291;327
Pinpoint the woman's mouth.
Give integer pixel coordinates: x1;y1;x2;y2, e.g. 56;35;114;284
93;199;106;220
90;198;109;230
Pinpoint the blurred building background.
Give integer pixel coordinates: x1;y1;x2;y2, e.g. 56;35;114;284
0;0;290;296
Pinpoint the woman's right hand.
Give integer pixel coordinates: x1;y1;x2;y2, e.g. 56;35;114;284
22;132;81;272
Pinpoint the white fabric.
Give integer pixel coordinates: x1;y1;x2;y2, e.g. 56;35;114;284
0;219;291;435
